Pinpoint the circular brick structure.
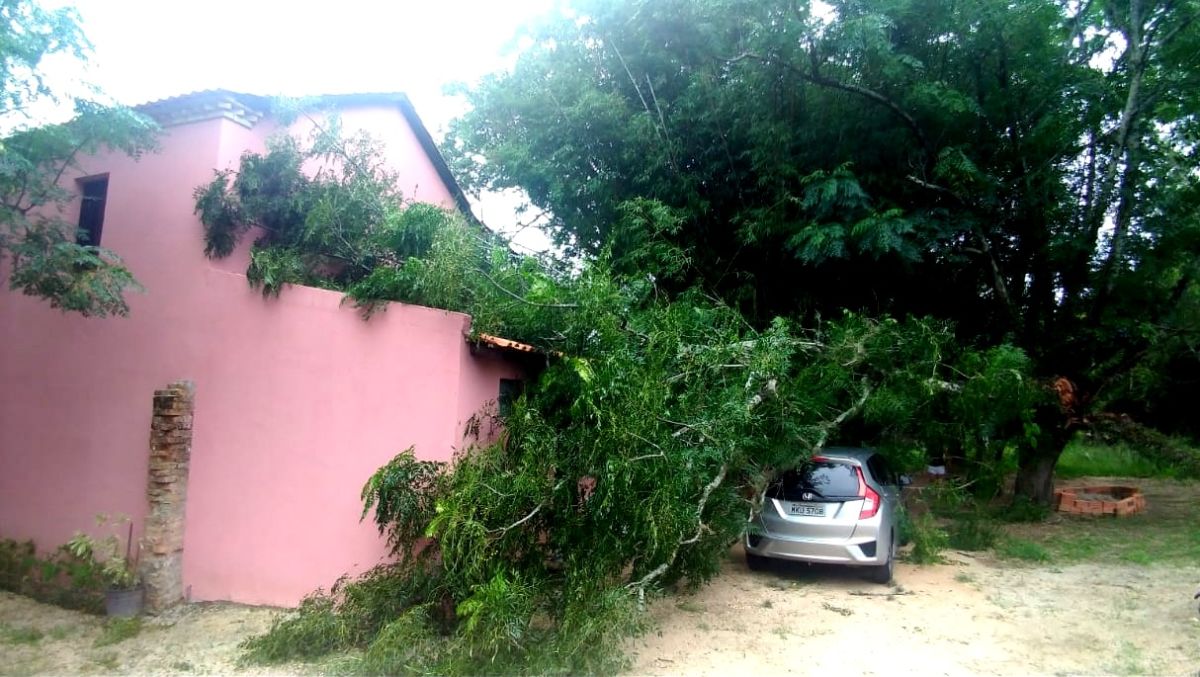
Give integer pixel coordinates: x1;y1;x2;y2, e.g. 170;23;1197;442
1054;485;1145;517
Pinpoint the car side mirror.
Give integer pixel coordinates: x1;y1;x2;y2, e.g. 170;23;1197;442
899;474;912;487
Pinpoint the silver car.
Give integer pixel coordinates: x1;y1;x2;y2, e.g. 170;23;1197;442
745;448;905;584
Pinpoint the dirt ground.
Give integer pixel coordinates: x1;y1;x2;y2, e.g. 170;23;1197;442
0;593;280;675
628;551;1199;676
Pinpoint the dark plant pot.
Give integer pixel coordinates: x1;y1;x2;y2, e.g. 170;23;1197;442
105;586;144;617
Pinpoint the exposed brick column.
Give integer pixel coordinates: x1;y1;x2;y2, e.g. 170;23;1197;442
140;381;194;613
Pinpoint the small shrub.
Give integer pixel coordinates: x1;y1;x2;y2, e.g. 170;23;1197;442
907;513;949;564
895;504;914;546
996;537;1051;562
948;513;1000;551
94;617;142;648
0;538;104;613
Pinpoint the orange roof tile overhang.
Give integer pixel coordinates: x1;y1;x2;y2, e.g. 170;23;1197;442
471;333;541;355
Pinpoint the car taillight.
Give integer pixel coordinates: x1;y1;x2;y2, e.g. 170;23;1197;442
856;467;880;520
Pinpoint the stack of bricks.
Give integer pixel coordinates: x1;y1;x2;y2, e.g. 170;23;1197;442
140;380;195;613
1054;485;1146;517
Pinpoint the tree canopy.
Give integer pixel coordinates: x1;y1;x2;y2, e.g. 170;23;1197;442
0;0;157;317
445;0;1200;444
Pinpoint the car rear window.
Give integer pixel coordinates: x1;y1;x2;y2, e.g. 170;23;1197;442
768;462;860;501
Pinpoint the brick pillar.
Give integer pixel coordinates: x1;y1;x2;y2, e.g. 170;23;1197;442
140;380;194;613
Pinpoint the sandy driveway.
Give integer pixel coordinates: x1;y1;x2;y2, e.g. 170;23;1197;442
2;551;1197;675
628;548;1200;676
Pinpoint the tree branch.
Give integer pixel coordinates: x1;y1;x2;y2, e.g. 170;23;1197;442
487;503;543;535
627;463;727;604
472;268;579;309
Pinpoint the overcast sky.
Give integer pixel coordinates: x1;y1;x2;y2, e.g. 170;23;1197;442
51;0;556;250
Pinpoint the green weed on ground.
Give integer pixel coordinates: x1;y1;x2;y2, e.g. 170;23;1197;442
94;617;142;647
0;622;44;645
1056;440;1178;479
995;537;1051;562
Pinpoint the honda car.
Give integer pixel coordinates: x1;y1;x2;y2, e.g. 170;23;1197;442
745;447;906;584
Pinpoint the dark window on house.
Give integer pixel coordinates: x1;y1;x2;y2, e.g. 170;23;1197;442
498;378;524;418
76;176;109;246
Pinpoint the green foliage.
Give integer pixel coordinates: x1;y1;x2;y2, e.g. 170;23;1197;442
919;479;972;517
446;0;1200;493
242;561;445;665
194;119;462;304
65;514;139;590
0;3;159;316
360;447;442;558
0;538;104;614
906;512;948;565
93;617;142;648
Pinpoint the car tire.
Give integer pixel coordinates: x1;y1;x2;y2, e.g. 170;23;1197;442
745;551;770;572
866;533;895;585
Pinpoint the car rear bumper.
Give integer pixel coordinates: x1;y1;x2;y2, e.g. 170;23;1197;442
745;533;883;566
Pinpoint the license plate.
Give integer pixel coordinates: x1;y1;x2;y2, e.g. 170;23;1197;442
788;503;825;516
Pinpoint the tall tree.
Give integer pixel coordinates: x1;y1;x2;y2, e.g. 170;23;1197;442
445;0;1200;503
0;0;157;317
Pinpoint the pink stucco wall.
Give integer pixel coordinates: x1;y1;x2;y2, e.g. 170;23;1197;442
0;101;521;606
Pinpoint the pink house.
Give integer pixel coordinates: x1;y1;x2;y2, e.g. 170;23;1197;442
0;91;529;607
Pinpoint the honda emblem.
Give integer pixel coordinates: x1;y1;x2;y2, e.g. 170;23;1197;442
802;492;813;501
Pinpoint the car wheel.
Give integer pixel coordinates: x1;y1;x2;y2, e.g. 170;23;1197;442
745;551;770;572
866;533;895;584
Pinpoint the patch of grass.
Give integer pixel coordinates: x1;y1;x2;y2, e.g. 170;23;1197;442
1056;440;1174;479
675;599;705;613
47;625;75;640
948;513;1000;551
0;622;44;645
995;537;1051;562
760;598;773;609
171;660;195;672
1005;480;1200;566
953;571;975;584
94;616;143;647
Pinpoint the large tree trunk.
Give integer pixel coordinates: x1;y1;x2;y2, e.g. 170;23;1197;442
1013;451;1062;506
1013;383;1075;506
